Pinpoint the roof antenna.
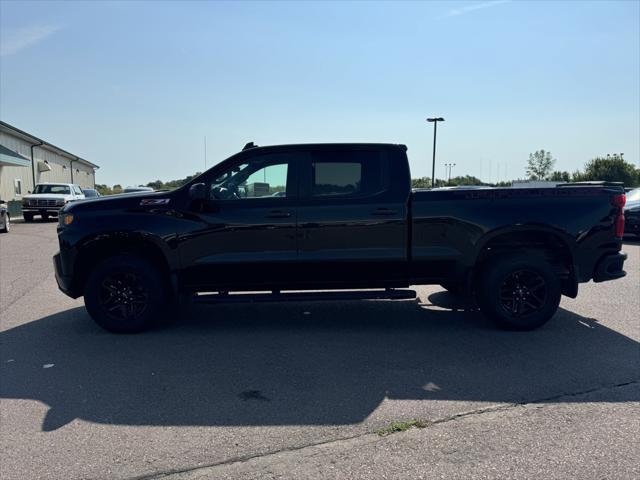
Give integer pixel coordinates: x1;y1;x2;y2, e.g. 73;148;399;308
243;142;257;151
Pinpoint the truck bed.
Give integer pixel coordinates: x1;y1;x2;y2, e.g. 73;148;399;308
410;184;625;284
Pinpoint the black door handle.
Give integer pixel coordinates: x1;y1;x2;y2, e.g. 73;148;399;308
266;210;292;218
371;208;398;216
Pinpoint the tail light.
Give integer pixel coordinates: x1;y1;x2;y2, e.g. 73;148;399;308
615;213;625;237
611;194;626;208
611;194;626;238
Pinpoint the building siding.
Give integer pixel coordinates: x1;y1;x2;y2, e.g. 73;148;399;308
0;129;97;202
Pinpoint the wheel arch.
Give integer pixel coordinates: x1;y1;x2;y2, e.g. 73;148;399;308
471;226;578;298
72;232;176;297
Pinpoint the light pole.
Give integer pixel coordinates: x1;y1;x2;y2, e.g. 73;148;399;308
427;117;445;188
444;163;456;183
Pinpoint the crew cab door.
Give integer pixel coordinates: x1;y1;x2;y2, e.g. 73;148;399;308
179;151;303;290
297;147;409;287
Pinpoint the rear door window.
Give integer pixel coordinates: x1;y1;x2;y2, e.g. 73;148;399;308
310;150;387;198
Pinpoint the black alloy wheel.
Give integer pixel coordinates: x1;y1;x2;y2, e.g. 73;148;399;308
84;255;170;333
476;254;561;331
99;271;149;321
498;269;547;318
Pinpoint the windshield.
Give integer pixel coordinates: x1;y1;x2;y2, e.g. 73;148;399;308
33;184;70;195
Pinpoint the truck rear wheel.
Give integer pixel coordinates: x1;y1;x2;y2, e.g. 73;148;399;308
84;255;170;333
476;254;561;331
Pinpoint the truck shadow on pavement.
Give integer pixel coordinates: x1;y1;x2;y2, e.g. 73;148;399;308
1;296;638;432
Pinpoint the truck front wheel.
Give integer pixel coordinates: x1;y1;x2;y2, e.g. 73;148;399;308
476;254;561;331
84;255;170;333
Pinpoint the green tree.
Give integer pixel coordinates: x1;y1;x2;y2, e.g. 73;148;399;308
550;171;571;182
578;154;639;187
411;177;432;188
526;150;556;180
95;184;112;195
492;180;513;187
145;173;202;191
146;180;165;190
448;175;485;186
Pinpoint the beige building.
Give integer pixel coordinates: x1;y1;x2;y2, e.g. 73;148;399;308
0;121;99;204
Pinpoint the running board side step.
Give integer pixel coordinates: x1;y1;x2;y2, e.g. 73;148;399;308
193;289;417;304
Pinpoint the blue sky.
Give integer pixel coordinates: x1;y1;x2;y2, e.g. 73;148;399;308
1;0;638;186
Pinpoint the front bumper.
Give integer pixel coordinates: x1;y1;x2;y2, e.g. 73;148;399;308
593;251;627;283
53;252;77;298
23;207;62;215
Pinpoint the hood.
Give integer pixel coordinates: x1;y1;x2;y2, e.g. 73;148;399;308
23;193;75;200
62;190;171;213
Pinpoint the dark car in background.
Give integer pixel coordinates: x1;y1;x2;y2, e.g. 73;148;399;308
624;188;640;237
82;188;101;198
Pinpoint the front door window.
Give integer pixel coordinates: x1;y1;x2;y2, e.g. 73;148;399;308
210;155;292;201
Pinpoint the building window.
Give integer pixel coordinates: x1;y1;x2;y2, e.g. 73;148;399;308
14;179;22;196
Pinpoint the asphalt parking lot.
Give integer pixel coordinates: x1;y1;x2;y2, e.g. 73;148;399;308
1;221;639;480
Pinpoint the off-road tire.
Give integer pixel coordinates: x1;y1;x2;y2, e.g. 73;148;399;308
84;255;170;333
476;254;561;331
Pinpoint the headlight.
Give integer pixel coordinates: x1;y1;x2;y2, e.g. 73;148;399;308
59;213;74;226
56;199;65;206
22;199;30;206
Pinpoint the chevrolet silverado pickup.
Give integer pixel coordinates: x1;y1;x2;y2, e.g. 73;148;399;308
54;143;628;333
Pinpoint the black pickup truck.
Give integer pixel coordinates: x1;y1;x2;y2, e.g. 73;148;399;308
54;143;628;333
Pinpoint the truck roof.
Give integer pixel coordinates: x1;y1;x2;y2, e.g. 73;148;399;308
35;182;78;186
240;142;408;153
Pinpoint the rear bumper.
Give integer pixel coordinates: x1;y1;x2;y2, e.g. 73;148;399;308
593;251;627;283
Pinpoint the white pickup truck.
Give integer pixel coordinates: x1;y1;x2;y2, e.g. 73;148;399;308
22;183;85;222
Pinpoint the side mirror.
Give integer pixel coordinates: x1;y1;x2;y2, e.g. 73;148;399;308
189;183;206;201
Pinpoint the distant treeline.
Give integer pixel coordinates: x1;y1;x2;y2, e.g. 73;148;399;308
95;173;202;195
